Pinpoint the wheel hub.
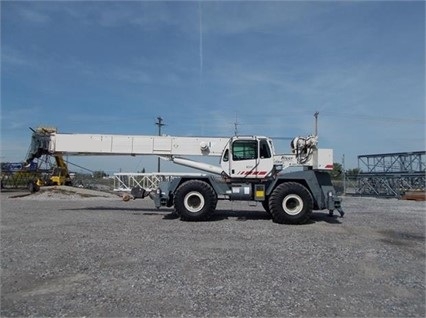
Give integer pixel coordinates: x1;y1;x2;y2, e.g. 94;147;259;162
184;191;205;213
282;194;303;215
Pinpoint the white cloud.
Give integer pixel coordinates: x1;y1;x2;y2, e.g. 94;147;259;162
2;47;35;68
17;7;50;24
200;1;332;36
0;106;42;131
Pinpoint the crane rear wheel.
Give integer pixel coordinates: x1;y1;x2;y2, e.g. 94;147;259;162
174;180;217;221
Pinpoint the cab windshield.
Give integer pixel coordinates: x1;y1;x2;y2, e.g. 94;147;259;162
232;140;258;161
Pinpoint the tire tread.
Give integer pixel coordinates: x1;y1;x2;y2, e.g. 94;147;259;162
174;180;217;221
269;182;313;224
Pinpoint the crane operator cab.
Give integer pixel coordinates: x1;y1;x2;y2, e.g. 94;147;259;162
220;136;276;179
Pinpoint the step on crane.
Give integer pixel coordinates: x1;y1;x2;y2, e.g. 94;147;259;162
25;126;344;224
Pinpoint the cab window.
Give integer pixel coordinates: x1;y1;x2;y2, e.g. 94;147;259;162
222;149;229;162
232;140;257;161
259;139;271;158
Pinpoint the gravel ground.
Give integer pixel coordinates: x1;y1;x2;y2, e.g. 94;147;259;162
1;188;425;317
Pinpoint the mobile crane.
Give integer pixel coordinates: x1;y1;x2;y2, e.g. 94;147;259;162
25;127;344;224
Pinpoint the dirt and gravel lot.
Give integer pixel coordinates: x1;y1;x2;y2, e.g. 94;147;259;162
1;188;425;317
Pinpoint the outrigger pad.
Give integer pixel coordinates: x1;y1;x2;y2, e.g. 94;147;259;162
328;208;345;218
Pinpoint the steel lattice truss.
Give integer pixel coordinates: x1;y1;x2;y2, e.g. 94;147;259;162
356;151;426;197
113;172;206;192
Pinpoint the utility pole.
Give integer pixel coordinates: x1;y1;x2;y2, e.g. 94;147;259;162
342;154;346;195
234;112;239;136
155;116;165;172
314;111;319;136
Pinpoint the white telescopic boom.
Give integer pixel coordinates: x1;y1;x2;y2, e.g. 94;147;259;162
26;132;230;162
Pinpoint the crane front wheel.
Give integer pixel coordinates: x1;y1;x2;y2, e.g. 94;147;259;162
261;197;272;217
174;180;217;221
269;182;313;224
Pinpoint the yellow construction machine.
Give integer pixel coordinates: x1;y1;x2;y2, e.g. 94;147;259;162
26;127;72;192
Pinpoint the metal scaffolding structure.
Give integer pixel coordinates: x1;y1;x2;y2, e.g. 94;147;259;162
355;151;425;197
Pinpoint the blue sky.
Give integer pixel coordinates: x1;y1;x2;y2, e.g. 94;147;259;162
1;1;425;174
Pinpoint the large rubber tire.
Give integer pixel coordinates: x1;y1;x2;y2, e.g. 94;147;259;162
174;180;217;221
28;181;40;193
269;182;313;224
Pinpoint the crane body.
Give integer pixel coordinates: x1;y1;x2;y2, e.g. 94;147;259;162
26;129;344;224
